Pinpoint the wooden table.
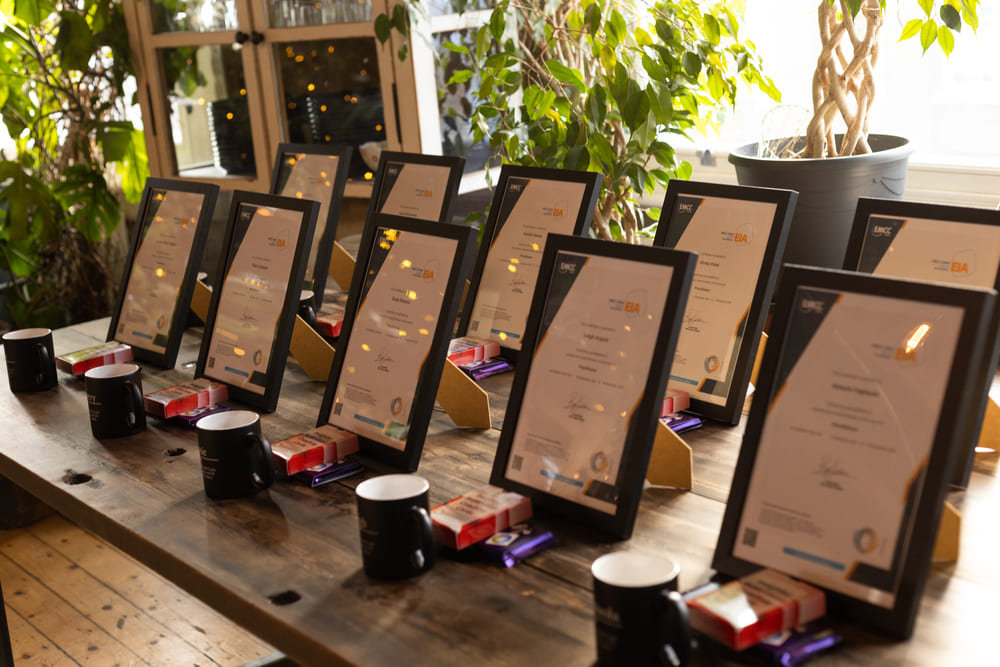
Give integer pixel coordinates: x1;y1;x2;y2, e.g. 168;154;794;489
1;318;998;666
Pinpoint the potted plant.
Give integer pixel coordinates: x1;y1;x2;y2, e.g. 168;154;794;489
0;0;148;329
728;0;981;268
378;0;780;242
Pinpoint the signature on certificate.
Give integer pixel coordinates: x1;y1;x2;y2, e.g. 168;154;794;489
813;455;852;491
509;275;529;292
564;392;593;422
240;310;257;328
684;310;706;328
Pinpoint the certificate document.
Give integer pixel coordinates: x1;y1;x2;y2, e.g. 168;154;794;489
376;161;452;220
858;215;1000;289
665;195;777;405
733;288;963;608
327;228;457;448
504;252;674;514
466;177;587;349
274;152;341;287
204;204;303;394
116;189;205;353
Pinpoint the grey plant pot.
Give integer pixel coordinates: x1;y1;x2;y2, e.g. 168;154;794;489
729;134;913;269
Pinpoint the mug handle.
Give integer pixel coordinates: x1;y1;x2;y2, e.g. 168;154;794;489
408;506;434;571
34;342;52;386
658;590;691;667
248;433;275;490
300;301;317;328
123;380;143;428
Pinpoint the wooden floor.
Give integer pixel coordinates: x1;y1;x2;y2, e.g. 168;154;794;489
1;514;276;666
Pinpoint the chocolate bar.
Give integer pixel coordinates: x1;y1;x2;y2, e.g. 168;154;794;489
294;459;363;487
477;523;558;567
56;341;133;376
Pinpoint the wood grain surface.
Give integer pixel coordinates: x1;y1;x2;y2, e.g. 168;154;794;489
0;317;997;666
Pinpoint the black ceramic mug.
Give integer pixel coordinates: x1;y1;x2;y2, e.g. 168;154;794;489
2;328;57;393
591;551;691;667
298;289;317;328
355;474;435;579
196;410;274;499
85;363;146;438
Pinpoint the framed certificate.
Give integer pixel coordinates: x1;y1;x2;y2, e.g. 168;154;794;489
107;178;219;369
196;191;319;413
349;152;465;294
317;215;476;471
843;197;1000;487
366;151;464;223
457;165;603;359
653;180;796;424
713;265;996;639
490;235;696;539
269;143;352;309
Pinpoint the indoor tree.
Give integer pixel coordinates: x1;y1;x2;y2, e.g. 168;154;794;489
0;0;148;328
380;0;779;242
787;0;980;158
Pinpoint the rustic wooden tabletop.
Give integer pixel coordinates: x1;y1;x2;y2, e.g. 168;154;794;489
0;317;997;666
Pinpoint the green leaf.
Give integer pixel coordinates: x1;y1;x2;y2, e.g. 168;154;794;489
447;70;475;86
605;9;626;47
588;132;616;166
564;145;589;171
116;129;149;204
682;52;701;77
13;0;45;24
96;121;135;163
917;0;934;17
585;3;601;35
654;18;673;45
443;41;470;55
940;4;961;31
676;161;693;181
52;165;119;240
586;85;607;126
899;18;923;41
489;9;505;42
374;14;392;44
634;110;657;151
547;59;585;92
937;25;955;55
702;13;721;45
920;19;937;53
55;10;96;72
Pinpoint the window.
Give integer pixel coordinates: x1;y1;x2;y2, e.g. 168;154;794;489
682;2;999;208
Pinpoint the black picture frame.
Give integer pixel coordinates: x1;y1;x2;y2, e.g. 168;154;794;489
489;234;697;539
652;179;797;425
456;164;603;361
269;142;352;310
107;178;219;369
713;264;996;639
350;152;465;294
843;197;1000;488
317;214;476;471
196;191;319;413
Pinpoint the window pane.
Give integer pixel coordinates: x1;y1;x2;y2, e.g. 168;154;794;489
433;28;494;173
267;0;372;27
702;2;1000;169
274;39;386;180
152;0;238;33
161;45;256;177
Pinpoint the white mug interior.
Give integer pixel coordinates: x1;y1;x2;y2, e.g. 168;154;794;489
197;410;260;431
85;363;140;380
592;551;680;589
357;474;429;502
2;328;51;341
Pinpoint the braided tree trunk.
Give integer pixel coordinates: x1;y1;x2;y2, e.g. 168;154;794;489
804;0;883;158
